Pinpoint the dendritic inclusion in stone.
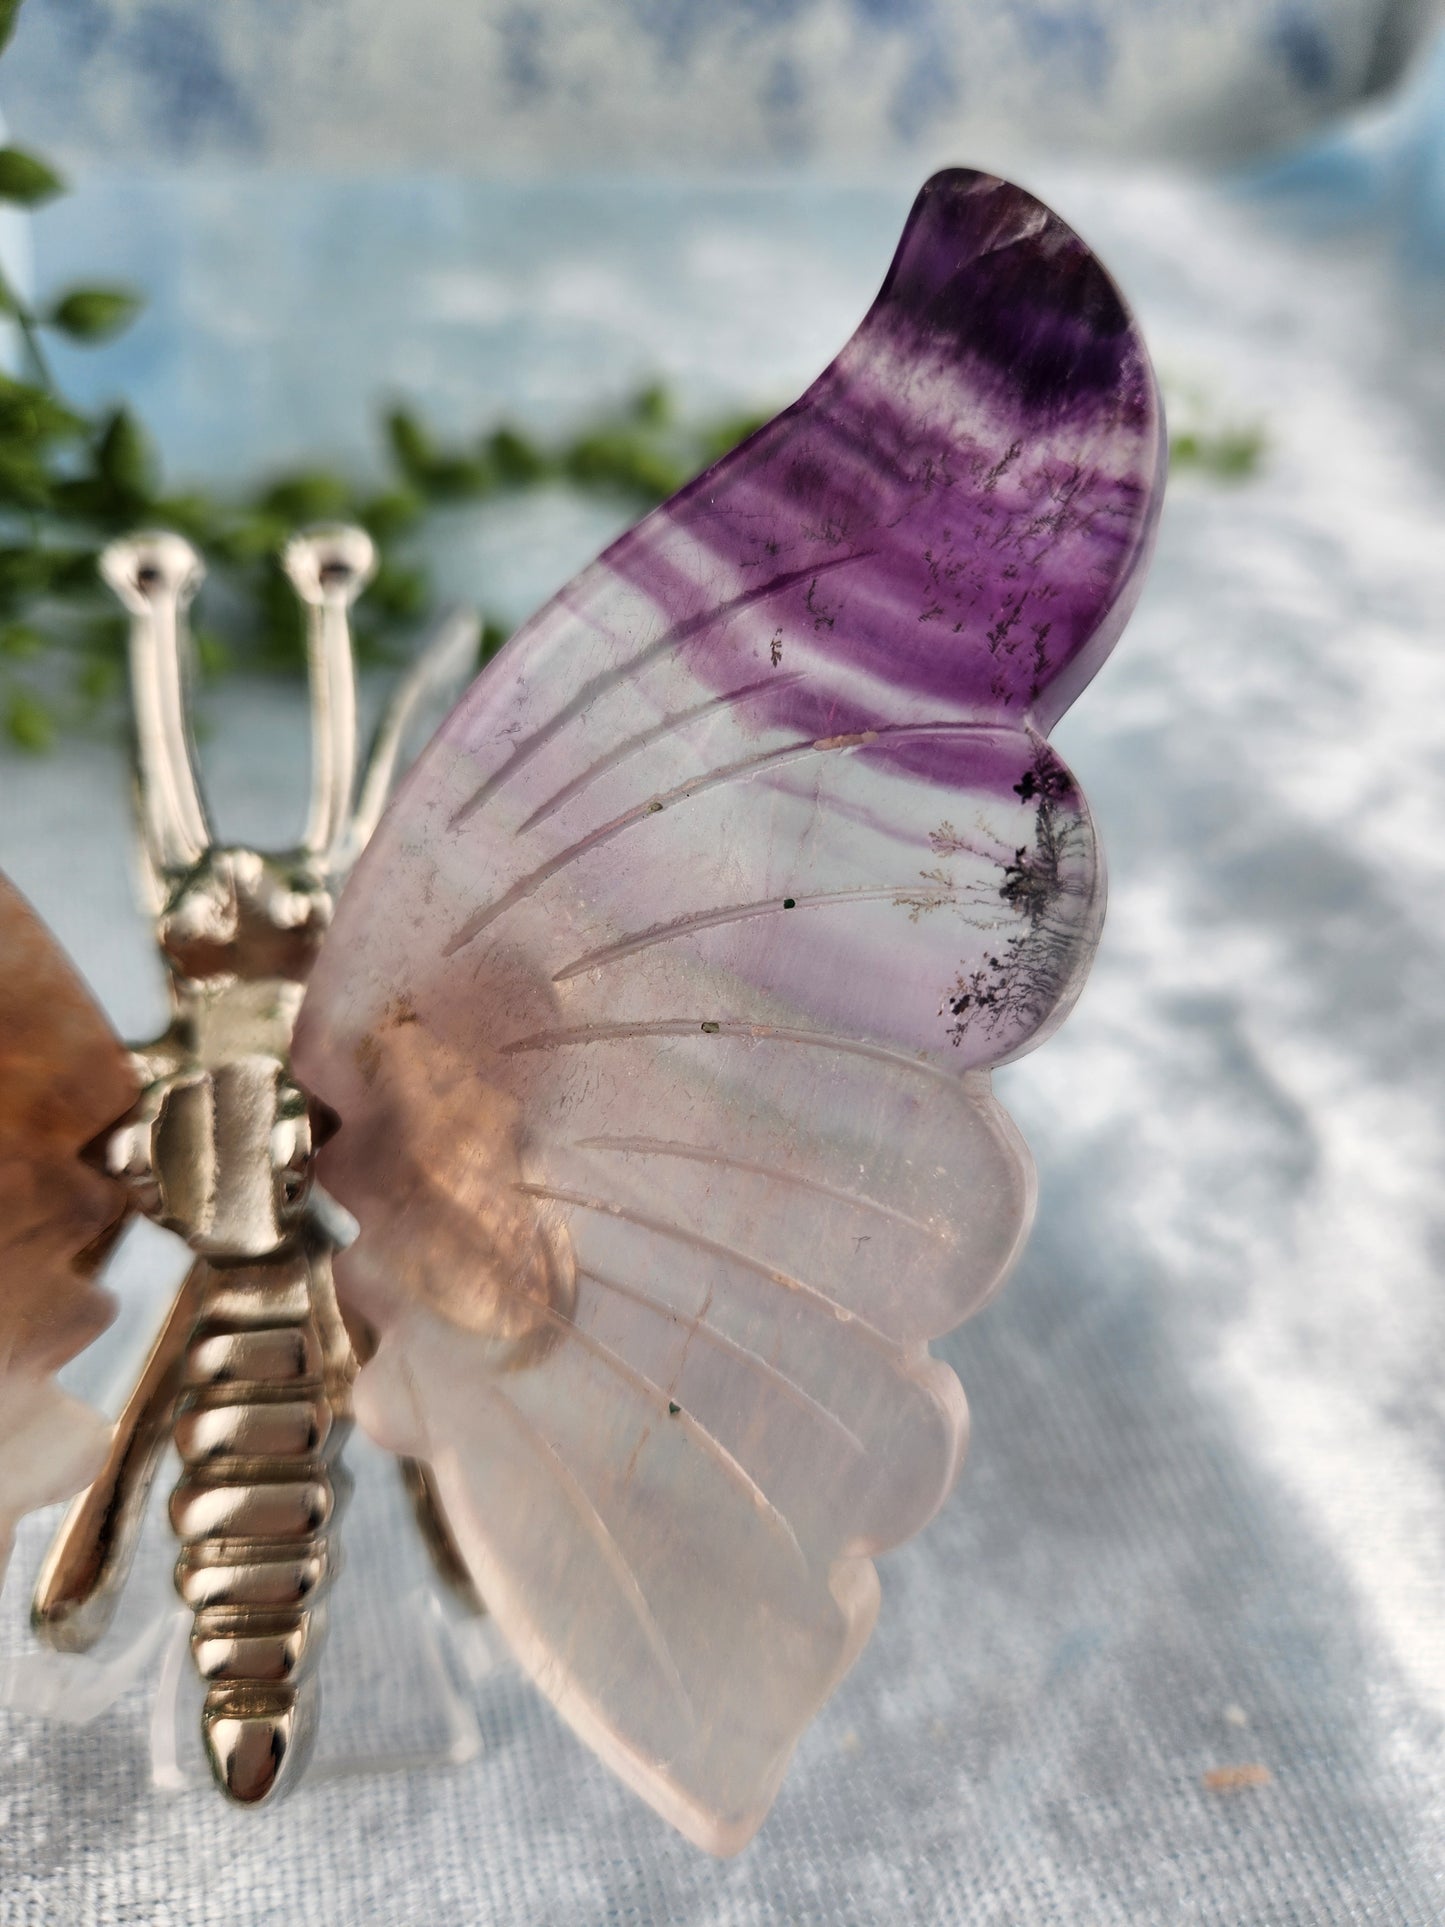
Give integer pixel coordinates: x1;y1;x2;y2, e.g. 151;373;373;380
0;167;1161;1853
292;171;1165;1851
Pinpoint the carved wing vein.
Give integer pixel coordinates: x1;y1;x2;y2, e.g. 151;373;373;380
482;1381;696;1724
499;1018;966;1093
572;1134;948;1241
483;1259;808;1567
516;672;807;837
577;1260;866;1453
551;884;964;982
442;720;1002;956
448;551;868;828
514;1180;898;1350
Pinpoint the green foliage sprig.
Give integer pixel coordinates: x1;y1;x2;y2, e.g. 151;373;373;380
0;0;769;750
1169;422;1265;480
1164;374;1266;482
0;168;767;753
0;0;1262;753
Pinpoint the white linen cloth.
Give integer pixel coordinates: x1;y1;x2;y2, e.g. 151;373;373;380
0;168;1441;1924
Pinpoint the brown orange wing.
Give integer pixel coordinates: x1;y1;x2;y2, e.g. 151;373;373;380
0;869;139;1580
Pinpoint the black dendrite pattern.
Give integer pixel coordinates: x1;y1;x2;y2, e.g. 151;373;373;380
942;746;1088;1046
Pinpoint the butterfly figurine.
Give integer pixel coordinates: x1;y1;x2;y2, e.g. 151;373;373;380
0;169;1163;1853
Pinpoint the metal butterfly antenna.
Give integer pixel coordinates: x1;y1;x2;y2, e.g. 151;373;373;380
30;527;483;1806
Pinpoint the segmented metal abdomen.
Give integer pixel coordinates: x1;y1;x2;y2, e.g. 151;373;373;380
169;1244;354;1805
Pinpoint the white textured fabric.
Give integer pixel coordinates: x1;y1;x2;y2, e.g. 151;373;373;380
1;172;1442;1922
3;0;1437;171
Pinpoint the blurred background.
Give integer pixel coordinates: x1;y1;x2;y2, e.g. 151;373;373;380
1;4;1443;1924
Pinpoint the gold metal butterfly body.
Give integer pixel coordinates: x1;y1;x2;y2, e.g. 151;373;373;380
28;529;484;1805
3;176;1163;1852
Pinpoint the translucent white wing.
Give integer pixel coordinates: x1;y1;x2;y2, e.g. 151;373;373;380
294;168;1163;1851
0;871;137;1583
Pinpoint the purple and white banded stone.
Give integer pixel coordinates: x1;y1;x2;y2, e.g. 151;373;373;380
294;168;1164;1853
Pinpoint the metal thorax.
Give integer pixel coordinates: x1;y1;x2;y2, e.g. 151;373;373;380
30;529;482;1806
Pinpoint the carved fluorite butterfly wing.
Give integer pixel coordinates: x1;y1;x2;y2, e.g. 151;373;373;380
293;170;1163;1851
0;873;138;1583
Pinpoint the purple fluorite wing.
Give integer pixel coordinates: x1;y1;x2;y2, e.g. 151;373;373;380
293;169;1163;1852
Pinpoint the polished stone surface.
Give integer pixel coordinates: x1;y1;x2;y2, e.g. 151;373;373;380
291;172;1160;1850
1;167;1442;1920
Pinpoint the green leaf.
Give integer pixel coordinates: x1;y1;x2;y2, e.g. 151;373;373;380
47;286;143;343
692;409;770;467
0;446;52;511
1168;423;1266;483
0;146;65;206
563;431;682;502
36;547;101;593
0;377;86;444
0;0;25;58
385;408;436;483
416;455;494;500
4;688;55;752
46;475;111;520
75;655;121;709
0;358;793;745
152;493;222;544
79;613;128;661
212;512;291;566
0;546;77;595
366;561;429;621
260;471;353;524
630;381;672;428
192;628;230;678
358;487;424;541
44;551;99;594
256;563;309;670
488;427;550;486
1208;427;1266;480
383;411;496;499
96;406;157;502
0;623;43;660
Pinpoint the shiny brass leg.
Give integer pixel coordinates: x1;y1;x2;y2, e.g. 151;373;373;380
32;1264;205;1651
340;1301;486;1619
399;1458;485;1618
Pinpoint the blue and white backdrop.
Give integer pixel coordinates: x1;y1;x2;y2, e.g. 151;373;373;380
1;5;1444;1925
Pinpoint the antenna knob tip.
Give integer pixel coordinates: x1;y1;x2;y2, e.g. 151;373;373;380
100;531;205;612
282;525;377;608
